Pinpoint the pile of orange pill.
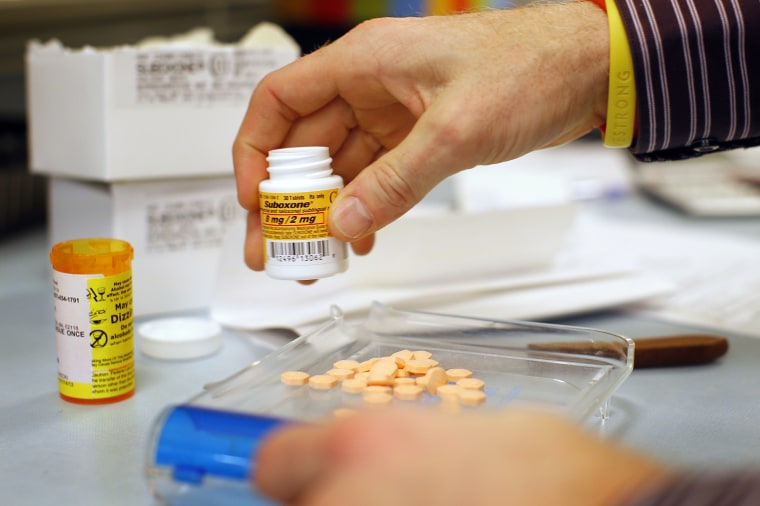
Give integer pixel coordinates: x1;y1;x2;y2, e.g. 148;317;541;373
280;349;487;413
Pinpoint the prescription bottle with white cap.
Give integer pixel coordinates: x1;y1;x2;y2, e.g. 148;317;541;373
50;238;135;404
259;146;348;279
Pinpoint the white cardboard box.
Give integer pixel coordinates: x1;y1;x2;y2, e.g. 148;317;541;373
26;29;299;181
48;176;246;316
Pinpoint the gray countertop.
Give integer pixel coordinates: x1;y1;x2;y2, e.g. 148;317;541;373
2;194;759;505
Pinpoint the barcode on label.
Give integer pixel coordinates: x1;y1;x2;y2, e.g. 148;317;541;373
269;240;331;260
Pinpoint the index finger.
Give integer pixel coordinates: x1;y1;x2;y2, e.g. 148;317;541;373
233;49;342;210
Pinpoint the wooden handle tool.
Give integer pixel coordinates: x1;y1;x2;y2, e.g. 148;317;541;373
631;334;729;368
529;334;729;369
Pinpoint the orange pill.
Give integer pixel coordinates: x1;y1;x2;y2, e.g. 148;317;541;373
363;391;393;405
394;384;424;401
341;378;367;394
446;368;473;382
333;359;361;371
412;350;432;360
363;385;393;395
457;378;485;391
378;355;406;369
280;371;310;386
393;377;417;387
458;389;486;406
436;384;461;402
356;358;379;372
392;349;414;361
424;367;448;395
370;360;398;375
405;359;435;375
367;370;395;387
326;368;355;381
308;374;338;390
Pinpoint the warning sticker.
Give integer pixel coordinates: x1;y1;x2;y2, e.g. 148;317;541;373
53;271;134;400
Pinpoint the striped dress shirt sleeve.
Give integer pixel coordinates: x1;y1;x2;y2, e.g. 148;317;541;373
629;472;760;505
614;0;760;161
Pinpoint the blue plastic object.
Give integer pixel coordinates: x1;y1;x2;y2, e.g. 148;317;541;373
154;405;286;484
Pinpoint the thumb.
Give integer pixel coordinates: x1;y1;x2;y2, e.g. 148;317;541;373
254;423;330;501
329;112;471;241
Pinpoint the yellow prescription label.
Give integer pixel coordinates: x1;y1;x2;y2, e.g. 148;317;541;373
260;189;337;241
53;271;134;400
260;189;347;266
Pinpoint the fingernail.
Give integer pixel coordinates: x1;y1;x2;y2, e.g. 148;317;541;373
333;196;374;239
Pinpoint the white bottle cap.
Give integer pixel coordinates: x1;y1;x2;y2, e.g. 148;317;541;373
138;317;222;360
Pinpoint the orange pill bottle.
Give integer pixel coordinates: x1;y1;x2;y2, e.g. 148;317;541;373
50;238;135;404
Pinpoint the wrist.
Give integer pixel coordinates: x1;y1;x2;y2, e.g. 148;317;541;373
585;0;606;12
579;1;612;132
585;0;637;148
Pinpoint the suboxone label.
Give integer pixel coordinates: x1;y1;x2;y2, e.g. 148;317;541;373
142;191;242;254
113;48;298;107
260;189;347;266
52;271;134;400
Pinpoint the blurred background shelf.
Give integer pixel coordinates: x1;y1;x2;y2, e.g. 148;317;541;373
0;0;274;118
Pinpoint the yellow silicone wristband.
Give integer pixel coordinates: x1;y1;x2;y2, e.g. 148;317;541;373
603;0;636;148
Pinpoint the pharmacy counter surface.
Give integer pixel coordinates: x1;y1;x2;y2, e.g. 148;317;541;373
2;198;760;505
